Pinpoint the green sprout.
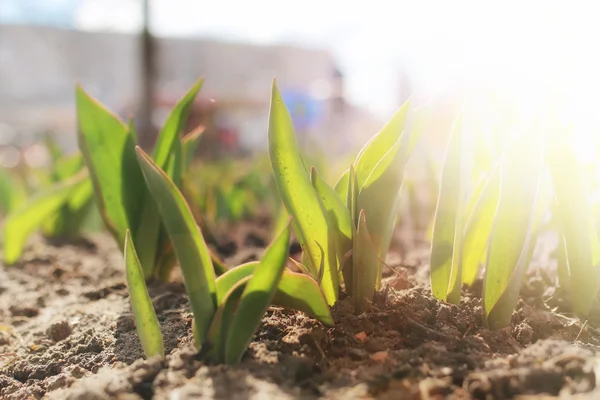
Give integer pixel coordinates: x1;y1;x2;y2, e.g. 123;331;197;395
2;147;94;264
125;147;332;363
430;111;600;329
268;80;422;311
76;79;209;280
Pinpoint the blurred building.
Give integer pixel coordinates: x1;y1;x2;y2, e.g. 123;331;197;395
0;24;380;158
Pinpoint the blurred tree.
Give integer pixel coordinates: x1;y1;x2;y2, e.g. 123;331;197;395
138;0;156;148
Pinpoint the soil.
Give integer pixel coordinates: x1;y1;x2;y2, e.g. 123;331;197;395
1;226;600;400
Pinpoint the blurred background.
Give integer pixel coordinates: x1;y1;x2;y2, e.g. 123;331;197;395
1;1;600;170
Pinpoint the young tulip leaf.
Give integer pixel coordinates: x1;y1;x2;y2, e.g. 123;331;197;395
76;86;146;246
483;134;544;330
462;162;501;286
3;171;88;264
430;116;467;304
207;277;250;362
224;221;291;364
124;230;164;358
136;147;216;345
354;99;411;189
311;167;353;268
215;261;333;326
357;125;417;286
352;210;379;312
152;78;203;170
546;130;600;316
334;169;350;201
181;126;204;171
268;80;338;304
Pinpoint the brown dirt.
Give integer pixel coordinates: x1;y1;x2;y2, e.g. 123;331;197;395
1;230;600;400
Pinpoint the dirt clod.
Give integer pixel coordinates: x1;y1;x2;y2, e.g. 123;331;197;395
47;321;72;342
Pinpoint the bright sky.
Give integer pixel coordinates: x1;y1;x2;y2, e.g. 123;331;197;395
4;0;600;121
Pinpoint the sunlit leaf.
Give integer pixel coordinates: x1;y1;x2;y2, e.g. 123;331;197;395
224;220;291;364
181;126;204;171
357;124;417;285
483;134;544;329
76;86;146;246
430;116;467;304
136;147;216;345
124;230;164;358
268;80;338;305
352;210;379;312
311;167;352;270
215;261;333;326
353;99;411;189
152;78;203;170
462;162;501;286
546;130;600;316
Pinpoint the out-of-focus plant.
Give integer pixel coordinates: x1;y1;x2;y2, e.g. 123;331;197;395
0;168;26;219
76;79;215;280
125;147;332;363
186;156;278;227
269;80;425;311
430;110;600;329
2;143;95;264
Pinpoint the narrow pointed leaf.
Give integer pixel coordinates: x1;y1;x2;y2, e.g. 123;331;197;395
311;167;353;266
352;210;379;312
483;135;544;329
354;99;411;189
268;80;338;304
546;130;600;316
124;230;164;358
76;86;146;246
462;162;501;286
181;126;204;171
152;78;204;169
224;221;291;364
334;169;350;200
207;277;249;362
430;116;467;303
357;122;418;285
136;147;216;345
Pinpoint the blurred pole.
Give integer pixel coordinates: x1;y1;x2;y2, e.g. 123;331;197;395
138;0;155;148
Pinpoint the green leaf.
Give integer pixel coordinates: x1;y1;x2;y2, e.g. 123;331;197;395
311;167;352;266
268;80;338;305
181;126;204;172
334;169;350;201
357;129;415;285
352;210;379;312
76;86;146;246
546;130;600;316
342;165;359;294
52;153;84;182
152;78;204;170
0;169;23;216
354;99;411;189
483;134;544;329
430;116;467;304
136;147;216;346
215;261;333;326
462;162;501;286
124;230;164;358
207;277;249;362
3;171;88;264
224;220;291;364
